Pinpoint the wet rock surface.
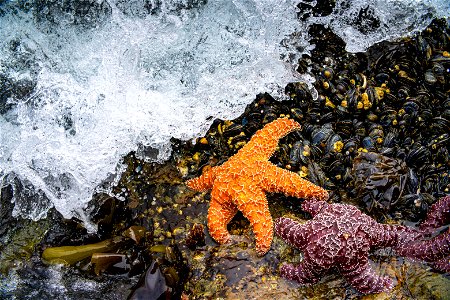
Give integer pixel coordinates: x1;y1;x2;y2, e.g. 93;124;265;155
0;8;449;300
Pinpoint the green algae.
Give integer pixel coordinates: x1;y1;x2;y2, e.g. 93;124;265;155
0;218;49;274
405;264;450;300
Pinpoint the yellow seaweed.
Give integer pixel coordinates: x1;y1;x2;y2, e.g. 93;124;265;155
91;253;127;275
42;237;122;265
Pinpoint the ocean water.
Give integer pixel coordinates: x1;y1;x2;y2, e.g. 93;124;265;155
0;0;448;228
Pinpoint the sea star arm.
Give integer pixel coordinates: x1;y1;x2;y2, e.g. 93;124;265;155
207;191;238;245
419;195;450;233
396;229;450;262
301;198;328;216
430;256;450;273
233;186;273;255
368;223;422;249
279;260;324;285
274;217;310;250
186;165;217;191
260;162;329;201
238;118;301;160
207;201;237;245
339;259;394;294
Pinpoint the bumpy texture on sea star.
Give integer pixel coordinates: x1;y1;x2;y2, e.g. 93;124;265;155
275;195;449;294
396;195;450;272
186;118;329;255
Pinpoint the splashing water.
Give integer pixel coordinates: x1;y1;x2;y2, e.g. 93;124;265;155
0;0;447;228
302;0;449;53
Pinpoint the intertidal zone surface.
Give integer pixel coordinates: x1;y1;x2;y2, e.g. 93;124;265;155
1;17;449;299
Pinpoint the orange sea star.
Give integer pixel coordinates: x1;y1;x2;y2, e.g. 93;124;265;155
186;118;329;255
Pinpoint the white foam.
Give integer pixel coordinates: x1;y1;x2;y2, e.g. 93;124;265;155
304;0;449;53
0;0;301;225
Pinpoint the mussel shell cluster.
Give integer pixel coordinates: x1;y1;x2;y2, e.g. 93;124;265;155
299;19;450;220
185;19;449;222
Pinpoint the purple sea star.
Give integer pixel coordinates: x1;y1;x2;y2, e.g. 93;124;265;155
274;195;449;294
396;195;450;272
